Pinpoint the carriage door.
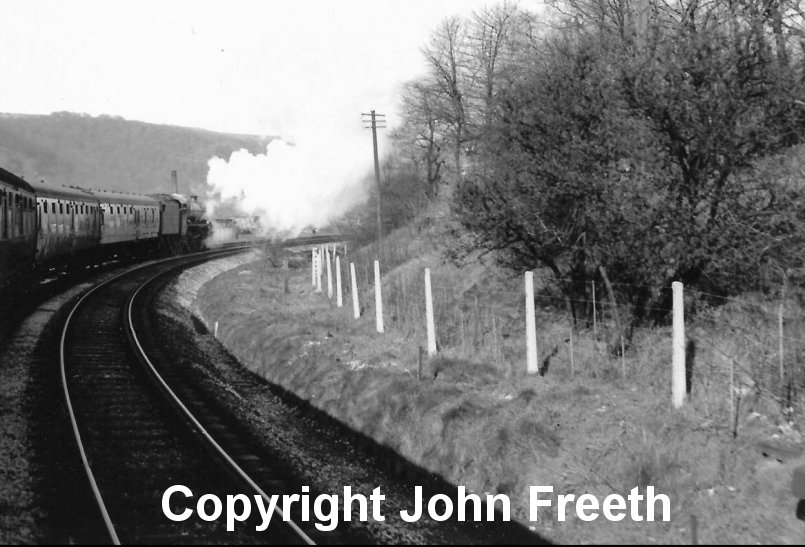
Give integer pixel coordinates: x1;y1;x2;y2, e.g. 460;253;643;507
14;194;25;237
1;191;7;240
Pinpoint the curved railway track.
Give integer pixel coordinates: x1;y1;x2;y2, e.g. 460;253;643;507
59;247;316;544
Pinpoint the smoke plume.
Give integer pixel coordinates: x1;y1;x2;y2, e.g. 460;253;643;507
205;126;372;238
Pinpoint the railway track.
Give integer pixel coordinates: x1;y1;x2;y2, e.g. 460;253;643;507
59;247;316;544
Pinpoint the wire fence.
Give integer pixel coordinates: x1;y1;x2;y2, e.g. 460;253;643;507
306;243;805;436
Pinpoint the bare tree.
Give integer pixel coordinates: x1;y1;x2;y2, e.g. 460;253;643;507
422;16;475;181
400;81;446;196
468;1;522;125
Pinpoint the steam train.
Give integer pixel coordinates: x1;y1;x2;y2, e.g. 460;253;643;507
0;165;210;289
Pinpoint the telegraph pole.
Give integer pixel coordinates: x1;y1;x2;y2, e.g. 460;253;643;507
362;110;386;256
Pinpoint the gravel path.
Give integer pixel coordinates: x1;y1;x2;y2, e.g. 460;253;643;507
0;282;94;543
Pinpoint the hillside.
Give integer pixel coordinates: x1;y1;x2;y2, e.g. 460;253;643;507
189;212;805;544
0;112;272;196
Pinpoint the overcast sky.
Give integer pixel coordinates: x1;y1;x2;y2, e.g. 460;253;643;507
0;0;547;232
0;0;545;136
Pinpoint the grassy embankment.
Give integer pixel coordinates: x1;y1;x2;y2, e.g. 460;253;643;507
192;213;805;544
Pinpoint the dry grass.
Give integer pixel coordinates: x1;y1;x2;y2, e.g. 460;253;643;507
189;235;805;543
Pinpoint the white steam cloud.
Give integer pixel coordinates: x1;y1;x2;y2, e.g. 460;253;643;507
205;127;372;238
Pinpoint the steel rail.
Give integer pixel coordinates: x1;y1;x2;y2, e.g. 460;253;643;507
126;266;316;545
58;246;251;544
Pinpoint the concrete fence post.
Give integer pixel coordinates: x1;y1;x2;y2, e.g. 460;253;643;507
779;301;785;396
525;271;538;375
374;260;384;333
336;255;343;308
315;249;322;293
592;281;597;340
283;256;289;294
350;262;360;319
425;268;437;356
311;248;316;287
326;249;333;299
672;281;686;408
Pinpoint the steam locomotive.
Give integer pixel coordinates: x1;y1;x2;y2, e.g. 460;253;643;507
0;165;210;289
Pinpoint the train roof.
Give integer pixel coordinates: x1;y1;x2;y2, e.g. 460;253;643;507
88;188;161;206
0;166;36;194
31;180;160;206
31;179;100;202
149;192;186;205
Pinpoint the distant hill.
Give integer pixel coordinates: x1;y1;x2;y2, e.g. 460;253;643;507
0;112;273;196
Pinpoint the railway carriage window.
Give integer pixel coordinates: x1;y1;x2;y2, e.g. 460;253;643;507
59;203;63;214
